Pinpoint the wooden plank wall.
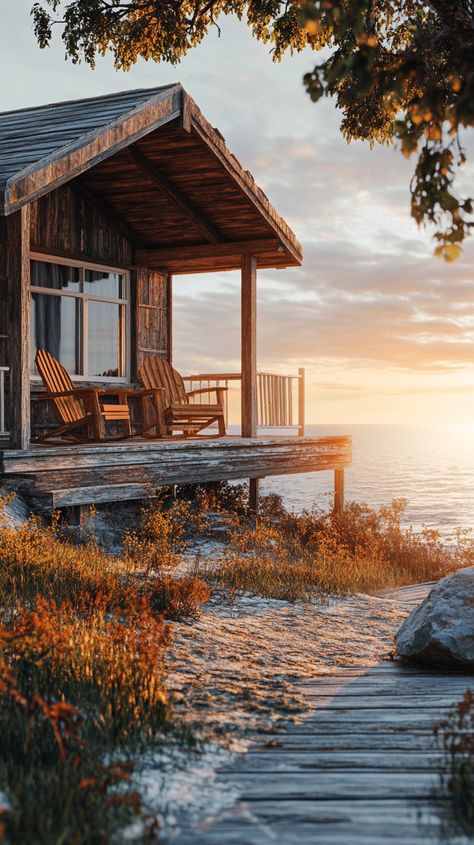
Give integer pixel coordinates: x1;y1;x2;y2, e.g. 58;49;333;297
0;182;172;439
136;267;171;371
30;183;133;266
0;216;10;371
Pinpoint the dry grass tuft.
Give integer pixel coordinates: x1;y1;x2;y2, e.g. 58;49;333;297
196;497;474;601
434;689;474;835
0;495;210;842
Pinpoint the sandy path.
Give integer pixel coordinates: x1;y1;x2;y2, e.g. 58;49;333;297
131;589;418;838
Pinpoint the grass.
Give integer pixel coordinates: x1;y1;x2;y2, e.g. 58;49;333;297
194;495;474;601
434;690;474;836
0;497;210;844
0;485;471;840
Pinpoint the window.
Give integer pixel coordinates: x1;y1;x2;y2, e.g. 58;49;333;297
30;257;129;381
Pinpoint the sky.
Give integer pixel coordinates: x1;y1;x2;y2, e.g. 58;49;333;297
3;0;474;424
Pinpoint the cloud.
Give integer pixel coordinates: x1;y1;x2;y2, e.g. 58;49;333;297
7;2;474;420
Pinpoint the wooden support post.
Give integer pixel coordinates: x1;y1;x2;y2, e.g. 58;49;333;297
334;469;345;514
241;254;257;438
167;273;173;364
8;205;31;450
249;477;260;518
298;367;305;437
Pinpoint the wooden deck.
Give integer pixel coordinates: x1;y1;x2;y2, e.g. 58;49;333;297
0;434;351;510
174;583;474;845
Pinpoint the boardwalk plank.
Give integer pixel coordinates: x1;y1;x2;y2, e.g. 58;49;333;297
251;733;439;751
220;750;443;772
218;770;436;800
171;583;464;845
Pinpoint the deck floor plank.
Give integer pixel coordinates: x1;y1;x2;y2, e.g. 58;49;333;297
171;582;474;845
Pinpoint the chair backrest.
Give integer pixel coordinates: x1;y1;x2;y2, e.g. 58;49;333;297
139;356;188;406
35;349;85;424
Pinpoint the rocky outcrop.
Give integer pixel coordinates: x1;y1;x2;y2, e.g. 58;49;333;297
396;567;474;667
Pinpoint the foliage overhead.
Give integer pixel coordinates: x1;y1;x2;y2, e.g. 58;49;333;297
31;0;474;257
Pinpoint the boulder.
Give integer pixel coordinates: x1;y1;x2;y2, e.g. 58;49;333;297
396;567;474;668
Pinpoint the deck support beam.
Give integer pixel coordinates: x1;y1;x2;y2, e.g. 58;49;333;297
241;254;257;438
8;205;31;450
334;468;345;514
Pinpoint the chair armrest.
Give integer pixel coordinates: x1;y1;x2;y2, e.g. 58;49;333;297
39;387;99;400
132;387;165;396
94;386;138;396
186;386;229;398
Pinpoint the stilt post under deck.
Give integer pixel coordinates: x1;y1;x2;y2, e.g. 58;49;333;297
248;477;260;517
7;205;31;451
333;469;345;514
241;254;257;438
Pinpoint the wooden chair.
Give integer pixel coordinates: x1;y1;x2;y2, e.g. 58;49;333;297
35;349;132;443
138;356;227;437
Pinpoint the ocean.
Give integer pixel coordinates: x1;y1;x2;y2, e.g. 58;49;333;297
258;424;474;538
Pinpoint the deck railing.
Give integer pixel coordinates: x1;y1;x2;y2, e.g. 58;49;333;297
184;368;305;435
0;367;8;435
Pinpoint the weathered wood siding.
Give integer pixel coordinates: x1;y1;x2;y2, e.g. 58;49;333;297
30;183;133;266
0;216;9;370
136;267;171;371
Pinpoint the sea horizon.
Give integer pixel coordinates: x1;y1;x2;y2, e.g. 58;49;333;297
248;423;474;538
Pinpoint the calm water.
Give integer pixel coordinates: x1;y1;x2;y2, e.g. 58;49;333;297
258;425;474;538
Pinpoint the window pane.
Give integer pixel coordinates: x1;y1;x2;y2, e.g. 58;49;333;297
31;260;80;292
30;293;81;375
88;301;122;378
84;269;123;299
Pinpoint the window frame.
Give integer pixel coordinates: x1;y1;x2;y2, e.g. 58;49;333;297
30;253;131;384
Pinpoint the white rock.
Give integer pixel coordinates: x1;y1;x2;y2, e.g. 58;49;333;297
396;567;474;667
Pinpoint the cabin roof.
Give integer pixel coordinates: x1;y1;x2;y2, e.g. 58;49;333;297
0;85;302;271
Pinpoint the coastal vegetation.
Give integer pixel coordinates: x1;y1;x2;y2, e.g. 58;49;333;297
0;488;472;841
194;491;473;601
0;498;208;843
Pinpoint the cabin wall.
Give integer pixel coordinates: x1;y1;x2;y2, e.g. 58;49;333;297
136;267;171;373
0;215;9;370
0;184;172;438
30;183;133;267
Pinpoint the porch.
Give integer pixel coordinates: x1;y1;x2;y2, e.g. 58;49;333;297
0;435;352;512
0;85;352;512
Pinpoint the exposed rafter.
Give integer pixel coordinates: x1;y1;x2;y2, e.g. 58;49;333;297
128;145;222;245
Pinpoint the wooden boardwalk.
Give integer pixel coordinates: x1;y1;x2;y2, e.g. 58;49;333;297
175;584;474;845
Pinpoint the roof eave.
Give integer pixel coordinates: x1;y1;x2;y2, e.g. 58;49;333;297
1;86;302;266
2;85;183;216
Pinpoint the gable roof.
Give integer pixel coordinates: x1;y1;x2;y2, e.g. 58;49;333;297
0;85;302;269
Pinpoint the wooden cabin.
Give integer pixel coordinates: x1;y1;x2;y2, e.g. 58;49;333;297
0;85;351;511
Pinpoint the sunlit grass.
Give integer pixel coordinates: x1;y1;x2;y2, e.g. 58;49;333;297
195;497;474;602
0;486;471;840
0;496;210;843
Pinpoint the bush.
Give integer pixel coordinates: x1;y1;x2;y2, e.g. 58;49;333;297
150;575;211;620
0;497;211;842
0;598;169;843
196;499;473;602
